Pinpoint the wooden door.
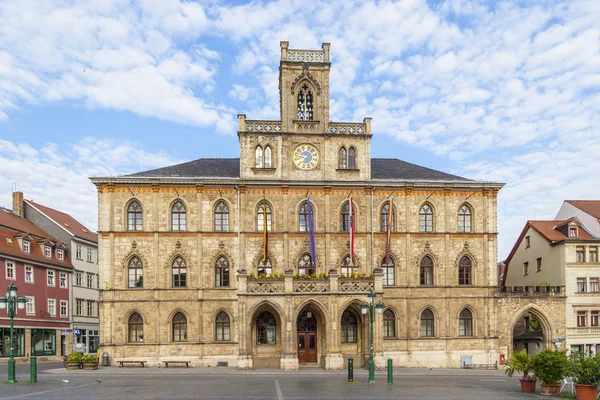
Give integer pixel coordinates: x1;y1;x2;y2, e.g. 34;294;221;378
297;332;317;363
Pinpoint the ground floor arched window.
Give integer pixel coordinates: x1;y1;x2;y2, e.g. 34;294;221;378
257;312;276;345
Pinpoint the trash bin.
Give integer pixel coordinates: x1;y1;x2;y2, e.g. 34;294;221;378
102;352;109;367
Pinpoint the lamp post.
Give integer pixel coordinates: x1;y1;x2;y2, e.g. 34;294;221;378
360;290;384;383
0;283;28;383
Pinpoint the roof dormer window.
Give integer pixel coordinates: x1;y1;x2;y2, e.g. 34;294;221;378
57;249;64;261
44;245;52;258
569;227;578;238
23;240;30;253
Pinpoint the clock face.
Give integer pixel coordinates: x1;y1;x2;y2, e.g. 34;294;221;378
293;144;320;170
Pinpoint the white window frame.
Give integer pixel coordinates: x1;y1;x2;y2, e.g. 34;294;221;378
48;299;56;316
47;270;55;287
60;300;68;318
23;240;30;253
24;264;34;283
76;272;82;286
87;300;94;317
57;249;64;261
5;260;15;280
76;299;83;316
44;245;52;258
76;245;82;259
59;272;67;288
87;248;93;262
26;296;35;315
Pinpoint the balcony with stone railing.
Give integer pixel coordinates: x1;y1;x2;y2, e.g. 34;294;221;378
237;115;372;136
567;327;600;335
496;286;565;297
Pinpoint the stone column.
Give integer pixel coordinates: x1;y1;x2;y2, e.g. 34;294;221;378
236;271;252;370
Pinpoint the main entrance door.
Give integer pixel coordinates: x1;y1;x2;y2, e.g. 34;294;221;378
297;310;317;363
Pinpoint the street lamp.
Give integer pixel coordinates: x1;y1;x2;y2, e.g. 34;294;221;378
0;283;28;383
360;290;384;383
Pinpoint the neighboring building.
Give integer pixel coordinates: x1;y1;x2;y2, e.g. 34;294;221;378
13;192;100;354
0;206;73;361
503;217;600;355
556;200;600;238
90;41;565;369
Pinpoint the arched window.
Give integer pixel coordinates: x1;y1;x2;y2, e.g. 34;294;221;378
420;255;433;286
339;147;347;169
257;311;276;345
257;201;272;232
348;147;356;169
215;256;230;287
420;309;434;337
172;312;187;342
382;257;395;286
172;256;187;288
380;202;395;232
341;310;358;343
171;201;186;231
128;256;143;288
264;146;272;168
458;256;472;285
214;201;229;232
341;255;355;276
216;312;230;341
128;312;143;343
458;204;472;233
340;201;355;232
298;201;314;232
255;146;263;168
258;257;272;277
459;308;473;336
127;201;143;231
383;309;395;338
419;203;433;232
298;253;314;276
297;83;313;121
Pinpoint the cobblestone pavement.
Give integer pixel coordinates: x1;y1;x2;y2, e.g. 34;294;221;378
0;362;549;399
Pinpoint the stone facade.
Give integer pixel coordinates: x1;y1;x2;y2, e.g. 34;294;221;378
91;42;565;369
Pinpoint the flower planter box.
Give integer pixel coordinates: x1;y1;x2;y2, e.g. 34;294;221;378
540;383;561;395
519;378;536;393
82;362;98;370
575;384;598;400
65;362;81;370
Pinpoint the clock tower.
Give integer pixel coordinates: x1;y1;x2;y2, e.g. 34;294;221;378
238;41;372;182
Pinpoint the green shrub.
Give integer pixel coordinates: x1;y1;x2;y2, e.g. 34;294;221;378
531;349;568;384
67;352;83;363
505;349;533;380
82;354;97;363
569;354;600;386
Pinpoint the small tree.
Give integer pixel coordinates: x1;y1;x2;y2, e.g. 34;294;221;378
531;349;568;384
505;350;533;380
569;354;600;386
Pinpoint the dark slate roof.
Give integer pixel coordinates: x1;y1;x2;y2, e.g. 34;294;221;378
125;157;471;181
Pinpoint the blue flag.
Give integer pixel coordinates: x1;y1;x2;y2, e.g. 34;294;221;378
307;195;317;265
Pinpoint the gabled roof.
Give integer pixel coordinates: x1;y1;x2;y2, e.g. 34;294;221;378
122;157;472;182
565;200;600;219
25;200;98;243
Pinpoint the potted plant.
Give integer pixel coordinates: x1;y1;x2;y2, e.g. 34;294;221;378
65;352;83;370
505;349;536;392
569;354;600;400
531;349;568;395
82;354;99;370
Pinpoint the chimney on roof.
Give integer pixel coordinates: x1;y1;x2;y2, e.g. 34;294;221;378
12;191;24;217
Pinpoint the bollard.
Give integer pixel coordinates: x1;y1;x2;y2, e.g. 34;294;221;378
30;355;37;383
348;358;354;383
387;358;393;384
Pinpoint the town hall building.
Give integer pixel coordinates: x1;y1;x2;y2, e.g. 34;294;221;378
90;42;566;370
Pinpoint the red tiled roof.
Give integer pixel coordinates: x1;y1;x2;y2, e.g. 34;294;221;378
529;220;595;241
0;208;57;239
565;200;600;219
25;200;97;243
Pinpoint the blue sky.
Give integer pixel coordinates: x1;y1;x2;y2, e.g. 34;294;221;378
0;0;598;260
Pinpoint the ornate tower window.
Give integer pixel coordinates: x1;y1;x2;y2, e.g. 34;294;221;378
298;253;314;276
255;146;263;168
339;147;347;169
348;147;356;169
297;84;313;121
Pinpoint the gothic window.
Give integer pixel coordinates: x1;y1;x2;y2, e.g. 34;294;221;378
297;84;313;121
257;201;272;231
172;312;187;342
420;309;435;337
214;201;229;232
128;312;143;343
258;257;272;277
341;310;358;343
257;312;276;345
419;203;434;232
340;201;355;232
255;146;263;168
264;146;272;168
171;201;186;231
458;256;472;285
341;255;355;276
298;253;314;276
127;201;142;231
298;201;314;232
215;256;230;287
459;308;473;336
348;147;356;169
458;204;472;233
383;309;395;338
420;255;433;286
128;256;143;288
216;312;230;341
172;256;187;288
380;202;395;232
382;257;395;286
339;147;347;169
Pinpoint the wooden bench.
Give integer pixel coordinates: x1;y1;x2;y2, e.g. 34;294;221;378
163;361;191;368
118;360;147;368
